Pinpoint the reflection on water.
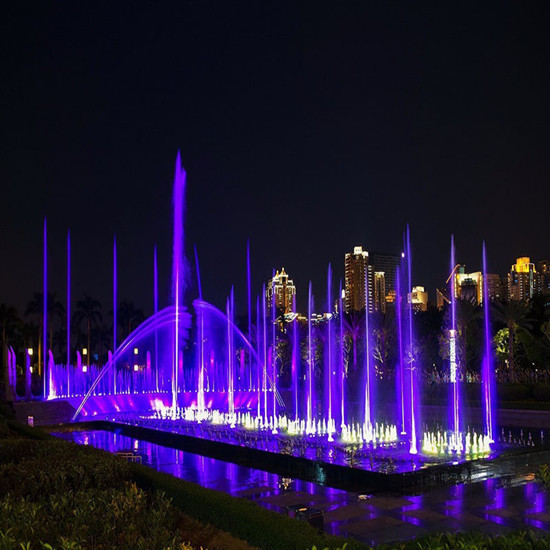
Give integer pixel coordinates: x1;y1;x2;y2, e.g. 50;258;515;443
53;430;549;545
53;429;344;502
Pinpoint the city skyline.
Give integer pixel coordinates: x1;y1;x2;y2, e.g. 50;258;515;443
1;2;549;316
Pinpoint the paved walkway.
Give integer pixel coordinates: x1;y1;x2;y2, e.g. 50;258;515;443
246;474;549;545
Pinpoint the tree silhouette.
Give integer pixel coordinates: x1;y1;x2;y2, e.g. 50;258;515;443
118;301;145;341
74;294;102;367
492;300;532;381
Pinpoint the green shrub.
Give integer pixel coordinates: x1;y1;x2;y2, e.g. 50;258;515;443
0;484;189;549
0;440;131;499
131;463;363;550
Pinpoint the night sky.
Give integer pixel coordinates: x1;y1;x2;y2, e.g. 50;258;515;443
1;1;549;317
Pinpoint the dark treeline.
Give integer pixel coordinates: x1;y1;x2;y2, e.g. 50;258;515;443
1;292;550;390
0;293;145;372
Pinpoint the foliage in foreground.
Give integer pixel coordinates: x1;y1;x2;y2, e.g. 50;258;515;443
0;484;192;550
4;421;550;550
0;437;193;550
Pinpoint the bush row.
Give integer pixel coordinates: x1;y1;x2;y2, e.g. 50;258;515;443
131;462;363;550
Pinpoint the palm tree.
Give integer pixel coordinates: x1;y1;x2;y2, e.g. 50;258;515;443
74;294;102;367
118;301;145;341
343;310;364;370
25;292;66;365
46;293;65;355
492;300;532;382
372;308;396;377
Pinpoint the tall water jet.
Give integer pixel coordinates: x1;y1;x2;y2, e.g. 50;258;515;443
194;246;205;412
325;263;334;427
172;152;187;416
66;230;71;371
247;241;252;385
292;293;299;421
339;280;346;427
256;295;261;417
406;225;418;454
262;284;268;421
482;242;496;442
113;234;117;394
363;258;372;429
154;244;159;391
449;235;460;445
307;281;314;425
227;288;235;416
113;236;118;357
43;217;47;397
271;270;277;420
396;269;406;435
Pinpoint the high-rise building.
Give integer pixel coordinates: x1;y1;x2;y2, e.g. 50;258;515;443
484;273;504;302
374;272;386;314
508;257;538;301
266;267;296;314
370;251;401;297
408;286;428;312
344;246;374;313
453;267;482;303
441;265;503;307
537;260;550;295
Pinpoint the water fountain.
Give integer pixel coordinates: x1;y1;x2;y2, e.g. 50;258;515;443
33;153;503;482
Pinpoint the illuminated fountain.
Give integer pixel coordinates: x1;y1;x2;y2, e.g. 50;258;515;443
36;153;500;472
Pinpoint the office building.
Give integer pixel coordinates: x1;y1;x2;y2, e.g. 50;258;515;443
409;286;428;312
508;257;538;301
344;246;374;313
266;267;296;314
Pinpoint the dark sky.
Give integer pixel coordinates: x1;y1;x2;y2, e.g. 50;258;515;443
1;1;549;317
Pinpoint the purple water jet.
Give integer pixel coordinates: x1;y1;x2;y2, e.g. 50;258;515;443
449;235;460;444
482;242;496;441
172;152;186;416
405;225;418;454
66;230;71;372
43;217;47;398
396;269;406;435
307;281;314;425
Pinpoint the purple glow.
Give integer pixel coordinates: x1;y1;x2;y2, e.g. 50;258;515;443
154;244;159;391
40;154;498;464
325;263;333;427
172;152;186;415
271;270;277;421
292;293;299;421
67;230;71;372
406;225;418;454
396;270;406;435
43;217;47;398
113;235;118;356
307;281;313;425
25;348;32;400
482;242;496;441
247;241;252;383
363;259;372;429
194;247;205;411
227;288;235;416
450;235;460;442
339;280;345;427
256;295;261;417
262;284;268;421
